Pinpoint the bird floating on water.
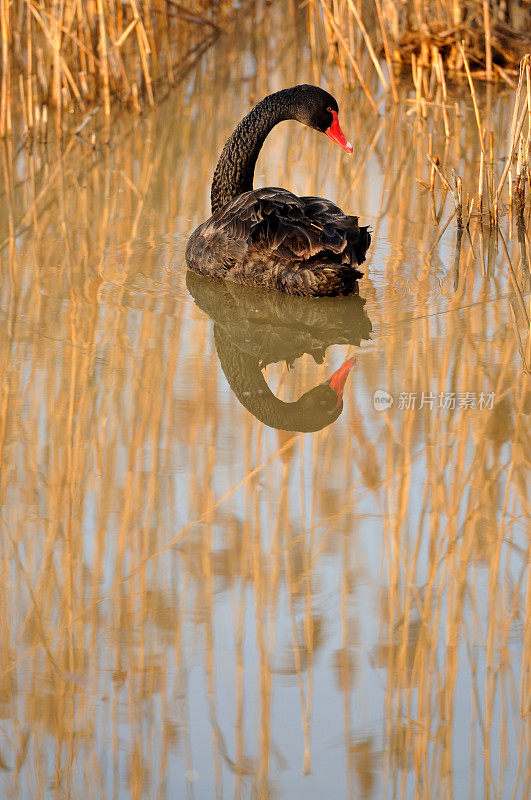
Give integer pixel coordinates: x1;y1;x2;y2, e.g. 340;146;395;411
186;85;370;297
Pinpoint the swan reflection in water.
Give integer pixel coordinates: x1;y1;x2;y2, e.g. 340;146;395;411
186;271;372;433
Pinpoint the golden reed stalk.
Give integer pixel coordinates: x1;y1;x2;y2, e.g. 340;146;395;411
311;3;531;225
0;0;233;137
312;0;530;88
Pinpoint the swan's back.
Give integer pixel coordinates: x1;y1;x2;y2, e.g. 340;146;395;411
186;187;371;297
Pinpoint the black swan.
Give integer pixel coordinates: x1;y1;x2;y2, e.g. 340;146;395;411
185;85;370;297
186;271;372;432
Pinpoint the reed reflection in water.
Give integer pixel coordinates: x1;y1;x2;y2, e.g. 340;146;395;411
0;11;530;800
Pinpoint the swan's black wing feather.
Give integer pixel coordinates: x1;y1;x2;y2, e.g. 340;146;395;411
186;188;371;297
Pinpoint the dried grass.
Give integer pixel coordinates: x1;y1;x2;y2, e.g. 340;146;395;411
311;3;531;226
423;52;530;226
312;0;531;88
0;0;235;137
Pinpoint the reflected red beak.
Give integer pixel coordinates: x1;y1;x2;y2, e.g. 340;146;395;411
327;358;355;405
325;110;353;154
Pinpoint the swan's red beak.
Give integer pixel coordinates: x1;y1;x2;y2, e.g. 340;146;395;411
327;358;355;405
325;110;353;154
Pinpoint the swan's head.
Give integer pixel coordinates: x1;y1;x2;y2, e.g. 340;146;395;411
287;85;353;154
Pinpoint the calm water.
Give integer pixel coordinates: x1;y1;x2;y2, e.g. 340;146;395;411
0;12;530;800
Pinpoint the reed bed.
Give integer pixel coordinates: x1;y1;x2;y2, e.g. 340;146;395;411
311;0;531;89
0;0;237;138
311;2;531;226
0;13;529;797
411;51;531;231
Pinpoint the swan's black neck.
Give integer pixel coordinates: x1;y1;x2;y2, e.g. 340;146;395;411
211;90;291;214
209;84;340;214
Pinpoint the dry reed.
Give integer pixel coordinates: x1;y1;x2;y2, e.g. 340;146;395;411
311;3;531;227
312;0;531;89
0;0;235;138
423;51;531;229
